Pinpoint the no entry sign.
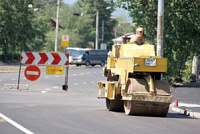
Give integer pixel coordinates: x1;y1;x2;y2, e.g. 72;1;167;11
24;65;41;81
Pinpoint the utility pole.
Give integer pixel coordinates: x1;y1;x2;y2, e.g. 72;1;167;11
55;0;60;52
102;20;104;43
157;0;164;57
95;10;99;50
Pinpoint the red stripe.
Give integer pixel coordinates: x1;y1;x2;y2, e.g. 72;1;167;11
38;53;48;64
51;53;61;65
64;53;69;65
25;52;35;64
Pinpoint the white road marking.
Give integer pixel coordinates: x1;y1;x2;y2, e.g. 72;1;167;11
91;81;94;83
86;72;90;74
0;113;34;134
73;74;77;76
41;91;47;93
83;82;87;84
52;87;58;89
73;83;78;85
11;79;16;81
44;76;49;78
45;88;51;91
80;73;84;75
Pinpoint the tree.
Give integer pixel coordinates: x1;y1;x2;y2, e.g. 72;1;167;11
114;15;134;37
115;0;200;81
74;0;117;49
0;0;46;61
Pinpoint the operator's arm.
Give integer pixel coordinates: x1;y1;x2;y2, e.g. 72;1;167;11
130;35;137;42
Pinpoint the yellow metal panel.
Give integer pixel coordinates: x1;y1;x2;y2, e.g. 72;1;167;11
46;66;63;75
116;86;121;94
107;58;116;68
98;82;106;98
106;83;115;99
115;58;133;73
134;57;167;72
119;44;155;58
122;94;173;103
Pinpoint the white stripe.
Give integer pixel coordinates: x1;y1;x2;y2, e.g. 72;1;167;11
26;71;39;75
0;113;34;134
178;103;200;107
156;97;160;102
46;53;54;65
161;97;165;102
32;52;41;65
166;96;171;102
58;53;68;65
150;96;156;101
21;52;28;64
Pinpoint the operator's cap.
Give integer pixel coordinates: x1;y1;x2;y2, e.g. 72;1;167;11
136;27;143;32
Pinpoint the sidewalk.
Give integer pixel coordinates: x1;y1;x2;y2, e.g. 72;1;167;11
171;81;200;119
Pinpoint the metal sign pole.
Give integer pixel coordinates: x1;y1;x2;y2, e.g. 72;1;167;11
17;53;22;90
64;65;69;91
63;48;69;91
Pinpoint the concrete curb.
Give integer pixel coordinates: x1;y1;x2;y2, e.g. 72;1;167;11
172;107;200;119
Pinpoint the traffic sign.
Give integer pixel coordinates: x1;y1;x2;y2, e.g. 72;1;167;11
46;66;63;75
24;65;41;81
61;35;69;47
21;52;69;65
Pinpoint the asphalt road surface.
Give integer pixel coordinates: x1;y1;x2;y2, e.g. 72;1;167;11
0;67;200;134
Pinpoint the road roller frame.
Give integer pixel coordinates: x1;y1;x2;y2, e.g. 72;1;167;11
98;42;172;116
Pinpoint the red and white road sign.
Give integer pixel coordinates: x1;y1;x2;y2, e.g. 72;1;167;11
21;52;69;65
24;65;41;81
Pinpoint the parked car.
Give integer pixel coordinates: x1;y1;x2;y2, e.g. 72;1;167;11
72;49;108;67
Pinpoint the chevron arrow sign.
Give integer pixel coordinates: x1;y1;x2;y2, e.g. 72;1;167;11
21;52;69;65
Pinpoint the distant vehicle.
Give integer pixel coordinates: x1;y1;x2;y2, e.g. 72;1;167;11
72;49;108;67
66;47;85;64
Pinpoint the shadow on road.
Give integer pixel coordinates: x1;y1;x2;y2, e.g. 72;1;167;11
167;113;192;119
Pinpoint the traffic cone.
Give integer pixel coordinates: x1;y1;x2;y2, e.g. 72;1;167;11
174;100;179;107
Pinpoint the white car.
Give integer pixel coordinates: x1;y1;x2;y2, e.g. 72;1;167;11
66;47;89;64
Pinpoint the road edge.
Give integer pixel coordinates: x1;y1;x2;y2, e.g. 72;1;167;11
172;107;200;119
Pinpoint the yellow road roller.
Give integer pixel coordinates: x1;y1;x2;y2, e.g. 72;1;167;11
98;41;172;116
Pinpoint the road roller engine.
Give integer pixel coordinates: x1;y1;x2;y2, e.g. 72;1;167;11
98;39;172;116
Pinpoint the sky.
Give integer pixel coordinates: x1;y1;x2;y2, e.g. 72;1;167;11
63;0;77;5
62;0;132;21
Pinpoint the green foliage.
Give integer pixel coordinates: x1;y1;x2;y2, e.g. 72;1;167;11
182;60;192;82
114;15;134;37
0;0;46;61
0;0;117;62
116;0;200;80
75;0;117;50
